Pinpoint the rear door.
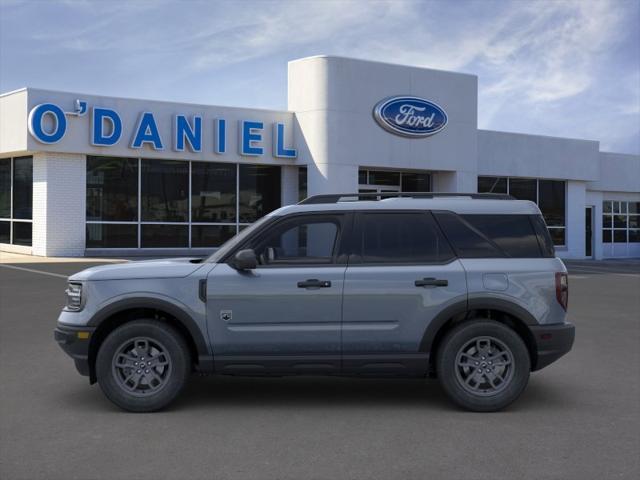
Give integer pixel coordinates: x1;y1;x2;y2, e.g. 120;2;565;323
341;211;467;375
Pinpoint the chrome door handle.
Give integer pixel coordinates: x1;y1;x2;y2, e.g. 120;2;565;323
415;278;448;287
297;279;331;288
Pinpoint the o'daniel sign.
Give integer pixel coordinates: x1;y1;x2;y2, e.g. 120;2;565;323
373;96;447;138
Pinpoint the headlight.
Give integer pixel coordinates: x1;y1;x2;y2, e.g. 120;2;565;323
65;283;83;311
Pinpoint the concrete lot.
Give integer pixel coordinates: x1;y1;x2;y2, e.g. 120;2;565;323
0;258;639;480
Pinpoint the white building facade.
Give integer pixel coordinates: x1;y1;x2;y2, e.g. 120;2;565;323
1;56;638;259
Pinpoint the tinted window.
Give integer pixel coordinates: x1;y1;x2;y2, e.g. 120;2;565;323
239;165;281;223
434;212;503;258
478;176;507;194
141;160;188;222
12;156;32;219
530;215;555;257
357;212;454;264
0;220;9;243
298;166;307;201
191;162;236;223
0;159;10;218
538;180;565;227
86;223;138;248
141;224;188;248
508;178;536;202
402;172;431;192
252;216;340;265
12;222;32;246
462;214;542;258
87;156;138;221
191;225;236;248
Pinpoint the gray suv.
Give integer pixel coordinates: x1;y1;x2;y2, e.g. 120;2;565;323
55;193;575;412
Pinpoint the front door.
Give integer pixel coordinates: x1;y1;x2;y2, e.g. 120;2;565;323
585;206;593;258
341;211;467;375
206;213;349;374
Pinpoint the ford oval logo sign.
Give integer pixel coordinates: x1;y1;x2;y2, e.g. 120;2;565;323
373;96;447;138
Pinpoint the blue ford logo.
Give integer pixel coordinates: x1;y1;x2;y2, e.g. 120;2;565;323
373;96;447;138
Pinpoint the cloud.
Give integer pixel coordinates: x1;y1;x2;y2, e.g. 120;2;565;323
0;0;638;153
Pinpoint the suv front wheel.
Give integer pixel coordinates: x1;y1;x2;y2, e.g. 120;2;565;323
96;320;191;412
436;319;530;412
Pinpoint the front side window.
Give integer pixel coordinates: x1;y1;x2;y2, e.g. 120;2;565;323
250;215;341;265
356;212;454;264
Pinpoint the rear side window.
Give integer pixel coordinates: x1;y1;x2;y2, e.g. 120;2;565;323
529;214;556;258
461;215;542;258
356;212;454;264
433;212;503;258
435;212;549;258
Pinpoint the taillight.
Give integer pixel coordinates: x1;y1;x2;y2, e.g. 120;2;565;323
555;272;568;311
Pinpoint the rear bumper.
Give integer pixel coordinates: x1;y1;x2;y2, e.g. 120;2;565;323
54;324;95;377
530;322;575;371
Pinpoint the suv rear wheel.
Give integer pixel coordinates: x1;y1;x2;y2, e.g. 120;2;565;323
96;320;190;412
436;319;530;412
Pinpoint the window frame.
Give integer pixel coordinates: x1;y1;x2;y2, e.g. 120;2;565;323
0;156;33;247
223;211;352;268
349;210;456;266
85;156;282;250
477;176;566;247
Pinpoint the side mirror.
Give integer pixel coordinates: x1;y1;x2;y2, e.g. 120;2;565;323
231;249;258;271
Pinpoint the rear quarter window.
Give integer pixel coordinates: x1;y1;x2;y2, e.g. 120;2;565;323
435;212;551;258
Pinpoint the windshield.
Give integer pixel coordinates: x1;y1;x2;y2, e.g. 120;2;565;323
205;215;273;263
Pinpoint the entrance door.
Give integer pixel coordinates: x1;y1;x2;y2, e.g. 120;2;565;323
585;206;593;258
206;213;349;374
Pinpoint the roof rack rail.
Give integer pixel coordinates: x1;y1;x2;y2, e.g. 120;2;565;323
298;192;514;205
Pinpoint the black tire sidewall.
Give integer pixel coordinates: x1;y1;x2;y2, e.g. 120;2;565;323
437;320;530;412
96;320;190;412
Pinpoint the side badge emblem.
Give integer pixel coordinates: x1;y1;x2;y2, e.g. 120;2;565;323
220;310;232;322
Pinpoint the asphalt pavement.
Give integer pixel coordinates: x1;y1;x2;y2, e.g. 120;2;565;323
0;259;639;480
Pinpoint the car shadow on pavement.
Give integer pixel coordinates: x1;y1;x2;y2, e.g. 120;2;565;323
58;374;573;414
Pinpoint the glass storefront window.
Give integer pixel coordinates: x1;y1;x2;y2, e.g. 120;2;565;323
12;157;32;220
191;162;236;223
0;220;9;243
602;200;640;245
87;157;138;221
401;172;431;192
477;176;507;194
85;157;281;249
239;165;281;223
0;159;10;218
141;224;189;248
86;224;138;248
508;178;537;202
0;156;32;246
298;166;308;201
478;176;566;246
141;159;189;222
191;225;237;248
538;180;566;227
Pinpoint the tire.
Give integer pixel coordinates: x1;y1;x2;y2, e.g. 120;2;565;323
96;320;191;412
436;319;530;412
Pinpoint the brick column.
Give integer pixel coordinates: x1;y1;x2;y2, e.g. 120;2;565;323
32;152;86;257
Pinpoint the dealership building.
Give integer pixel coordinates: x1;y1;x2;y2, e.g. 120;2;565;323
1;56;639;259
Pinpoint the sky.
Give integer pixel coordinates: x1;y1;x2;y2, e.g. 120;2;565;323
1;0;639;154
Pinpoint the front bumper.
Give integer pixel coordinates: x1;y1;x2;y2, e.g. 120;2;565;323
530;322;575;371
54;324;96;377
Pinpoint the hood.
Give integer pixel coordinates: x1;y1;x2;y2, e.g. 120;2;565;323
68;258;206;281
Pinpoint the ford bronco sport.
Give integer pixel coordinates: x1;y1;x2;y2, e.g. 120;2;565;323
55;192;575;412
